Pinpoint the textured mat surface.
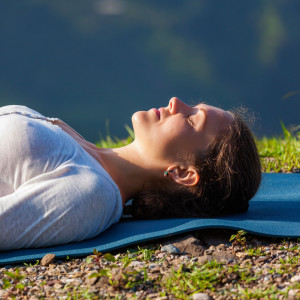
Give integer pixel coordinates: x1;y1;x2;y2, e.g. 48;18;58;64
0;173;299;265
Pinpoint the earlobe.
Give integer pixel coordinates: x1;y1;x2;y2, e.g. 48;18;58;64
166;166;200;186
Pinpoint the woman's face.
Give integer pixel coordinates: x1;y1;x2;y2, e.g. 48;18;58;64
132;97;233;164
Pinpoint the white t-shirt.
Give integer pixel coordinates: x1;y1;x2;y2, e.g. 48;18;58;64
0;105;123;250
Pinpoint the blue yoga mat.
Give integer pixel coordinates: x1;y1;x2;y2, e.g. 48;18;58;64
0;173;299;265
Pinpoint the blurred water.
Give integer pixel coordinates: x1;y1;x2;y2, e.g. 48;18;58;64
0;0;299;141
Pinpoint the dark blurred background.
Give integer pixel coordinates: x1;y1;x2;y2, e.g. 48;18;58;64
1;0;299;141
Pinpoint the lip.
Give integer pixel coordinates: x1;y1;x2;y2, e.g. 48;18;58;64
152;108;160;119
158;108;164;119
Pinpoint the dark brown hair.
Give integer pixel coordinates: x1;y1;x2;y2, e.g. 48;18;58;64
125;108;262;219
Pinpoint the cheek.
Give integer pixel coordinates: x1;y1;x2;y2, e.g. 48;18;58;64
157;124;190;157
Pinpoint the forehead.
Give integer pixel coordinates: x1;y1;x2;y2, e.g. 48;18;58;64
196;103;234;144
196;103;233;123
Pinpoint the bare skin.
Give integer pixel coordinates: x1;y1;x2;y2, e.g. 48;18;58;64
53;97;233;207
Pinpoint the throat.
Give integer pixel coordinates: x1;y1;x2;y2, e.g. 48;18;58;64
96;146;153;207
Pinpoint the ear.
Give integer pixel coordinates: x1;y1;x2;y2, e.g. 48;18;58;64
166;165;200;186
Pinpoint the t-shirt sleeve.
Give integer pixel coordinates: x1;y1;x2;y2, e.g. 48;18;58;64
0;161;123;250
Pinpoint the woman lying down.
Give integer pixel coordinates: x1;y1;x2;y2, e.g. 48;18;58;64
0;97;261;250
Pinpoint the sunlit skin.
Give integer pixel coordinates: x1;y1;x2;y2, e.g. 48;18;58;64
54;97;234;207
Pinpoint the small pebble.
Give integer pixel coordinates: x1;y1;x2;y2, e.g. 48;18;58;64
135;290;144;297
161;244;181;255
26;267;37;273
22;278;30;285
130;260;144;268
192;292;212;300
41;253;56;266
156;252;166;259
149;266;161;273
263;275;272;282
288;289;298;299
72;268;80;273
127;253;137;258
85;275;98;286
204;249;214;255
179;255;189;261
215;244;227;251
149;263;161;269
290;275;300;283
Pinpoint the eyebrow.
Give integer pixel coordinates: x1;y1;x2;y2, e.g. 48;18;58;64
192;102;206;108
193;105;207;130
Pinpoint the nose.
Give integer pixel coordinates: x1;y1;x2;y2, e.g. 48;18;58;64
168;97;190;115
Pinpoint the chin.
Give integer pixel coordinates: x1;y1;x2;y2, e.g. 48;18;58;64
131;111;150;140
132;111;147;125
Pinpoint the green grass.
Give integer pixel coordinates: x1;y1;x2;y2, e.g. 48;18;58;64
256;122;300;173
95;125;134;148
4;237;299;299
63;241;300;299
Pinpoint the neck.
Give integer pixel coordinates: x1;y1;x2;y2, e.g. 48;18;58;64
93;142;160;206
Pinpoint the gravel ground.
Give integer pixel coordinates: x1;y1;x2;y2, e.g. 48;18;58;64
0;229;299;299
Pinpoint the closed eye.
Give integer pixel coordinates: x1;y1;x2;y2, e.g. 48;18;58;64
187;116;195;127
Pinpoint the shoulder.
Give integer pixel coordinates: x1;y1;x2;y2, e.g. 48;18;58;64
75;162;121;202
60;162;123;229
